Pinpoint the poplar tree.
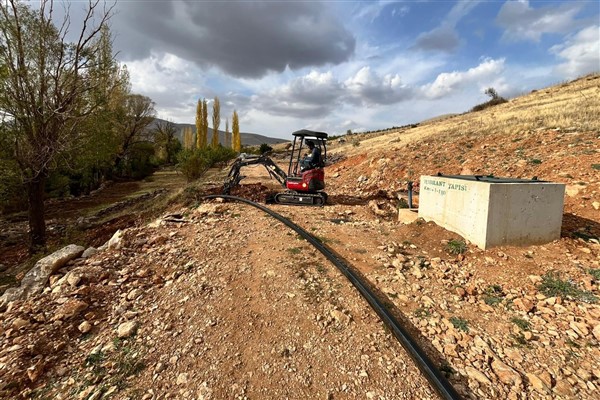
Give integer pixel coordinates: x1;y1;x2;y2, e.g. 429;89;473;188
224;118;230;149
183;127;194;149
232;110;241;152
202;98;208;149
211;97;220;147
195;99;205;148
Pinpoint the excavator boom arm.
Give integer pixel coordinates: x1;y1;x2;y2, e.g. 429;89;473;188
223;154;288;194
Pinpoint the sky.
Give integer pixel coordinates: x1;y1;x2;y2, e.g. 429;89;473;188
104;0;599;138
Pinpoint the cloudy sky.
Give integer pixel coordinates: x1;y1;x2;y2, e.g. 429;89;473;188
105;0;599;138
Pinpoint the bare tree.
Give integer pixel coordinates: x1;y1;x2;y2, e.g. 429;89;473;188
113;94;156;173
0;0;115;251
153;119;179;164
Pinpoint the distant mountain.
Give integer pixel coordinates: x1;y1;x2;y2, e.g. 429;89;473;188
152;118;288;147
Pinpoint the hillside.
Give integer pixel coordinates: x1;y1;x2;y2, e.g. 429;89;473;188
152;118;288;147
0;74;599;399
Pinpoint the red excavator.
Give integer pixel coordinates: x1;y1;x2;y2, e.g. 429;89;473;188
223;129;328;205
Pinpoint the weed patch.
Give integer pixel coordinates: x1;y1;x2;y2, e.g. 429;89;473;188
450;316;469;332
446;239;467;255
511;317;531;331
287;247;302;255
414;307;431;318
589;269;600;280
537;272;597;303
483;284;505;306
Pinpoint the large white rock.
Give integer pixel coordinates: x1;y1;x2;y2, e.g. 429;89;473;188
0;244;85;309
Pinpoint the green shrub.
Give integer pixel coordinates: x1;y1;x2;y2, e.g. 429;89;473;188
177;146;237;182
259;143;273;154
471;87;508;112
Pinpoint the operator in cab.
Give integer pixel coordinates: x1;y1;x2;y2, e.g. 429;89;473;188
300;140;322;171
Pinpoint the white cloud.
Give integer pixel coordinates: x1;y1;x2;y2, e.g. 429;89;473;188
422;58;506;99
414;0;482;52
125;53;205;121
496;0;585;42
344;67;413;105
233;66;416;121
551;25;600;78
352;1;405;22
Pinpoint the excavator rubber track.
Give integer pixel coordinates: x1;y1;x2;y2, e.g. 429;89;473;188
273;191;327;206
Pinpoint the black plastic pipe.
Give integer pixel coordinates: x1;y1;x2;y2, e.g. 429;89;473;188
202;195;462;400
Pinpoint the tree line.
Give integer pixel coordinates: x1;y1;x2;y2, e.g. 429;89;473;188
0;1;176;251
177;97;240;182
181;97;241;153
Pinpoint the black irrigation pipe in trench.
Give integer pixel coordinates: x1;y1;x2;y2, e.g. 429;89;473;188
202;194;462;400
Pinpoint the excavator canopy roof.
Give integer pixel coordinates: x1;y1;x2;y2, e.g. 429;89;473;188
292;129;328;139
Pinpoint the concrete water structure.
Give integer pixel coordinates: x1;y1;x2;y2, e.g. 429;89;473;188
417;175;566;249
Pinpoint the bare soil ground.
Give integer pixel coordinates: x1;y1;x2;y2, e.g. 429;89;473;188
0;74;599;400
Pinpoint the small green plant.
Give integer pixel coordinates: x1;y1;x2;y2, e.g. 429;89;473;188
85;351;105;366
450;316;469;332
592;164;600;171
528;158;542;165
352;138;361;147
287;247;302;255
446;239;467;255
511;317;531;331
414;307;431;318
483;284;504;306
538;272;598;303
589;269;600;280
510;333;529;347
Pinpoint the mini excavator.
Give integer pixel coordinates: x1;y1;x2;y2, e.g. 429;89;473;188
223;129;328;206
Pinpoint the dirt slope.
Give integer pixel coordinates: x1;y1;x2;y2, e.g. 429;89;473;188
1;74;599;400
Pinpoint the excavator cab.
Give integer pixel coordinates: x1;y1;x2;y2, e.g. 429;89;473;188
285;130;328;194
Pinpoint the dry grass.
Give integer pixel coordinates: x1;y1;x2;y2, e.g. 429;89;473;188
331;73;600;157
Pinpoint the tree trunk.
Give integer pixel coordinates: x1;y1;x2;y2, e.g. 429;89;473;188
27;176;47;253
